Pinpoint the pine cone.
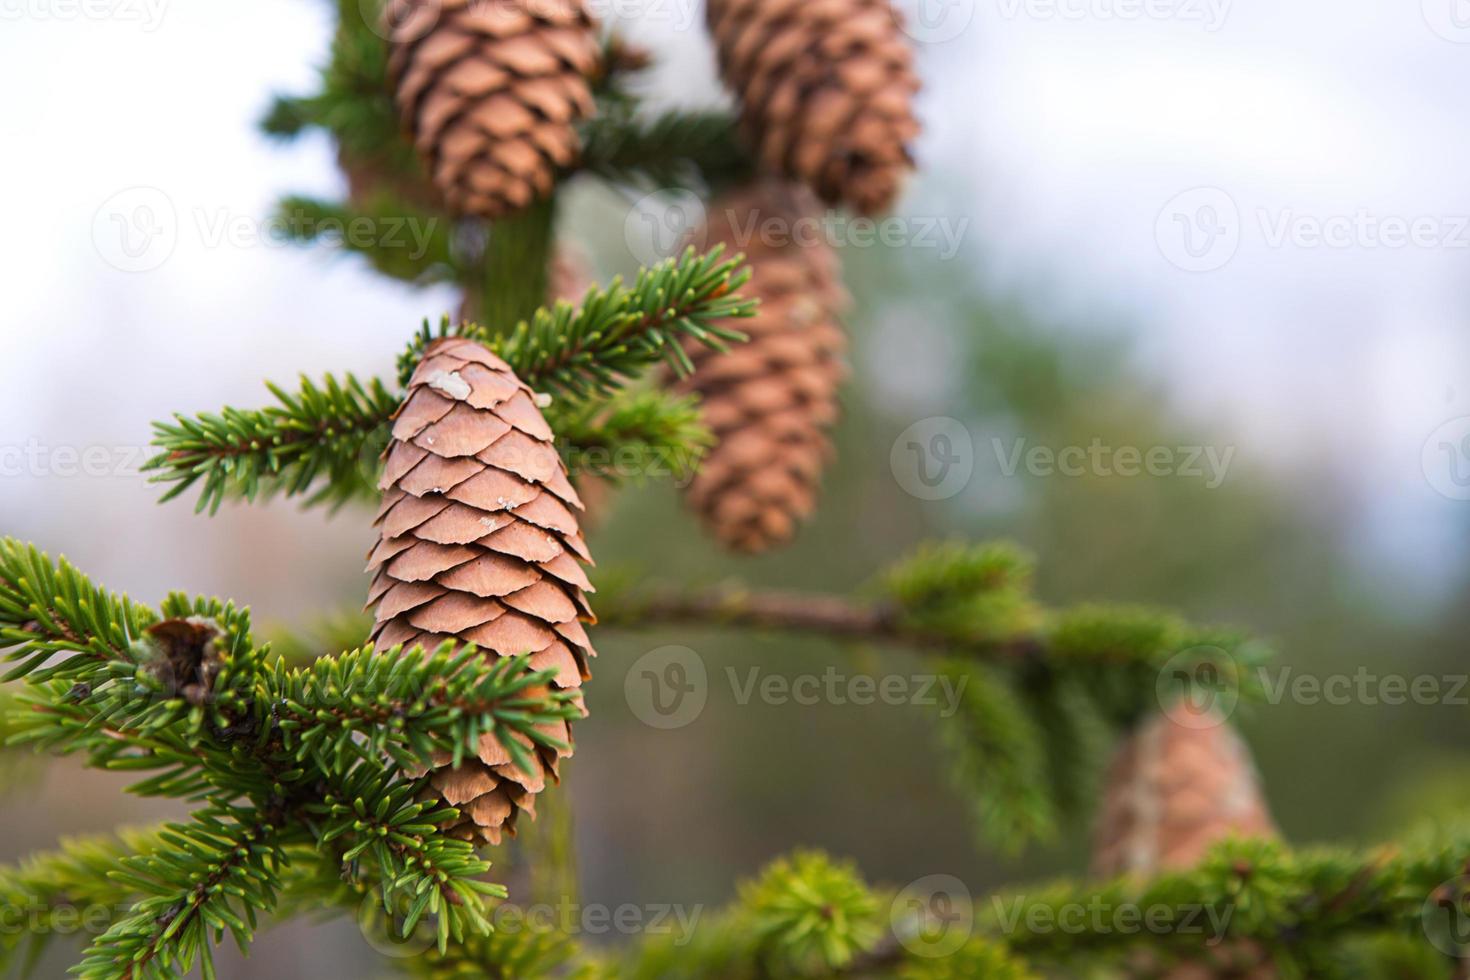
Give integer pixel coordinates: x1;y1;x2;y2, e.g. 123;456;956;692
1093;701;1276;877
706;0;921;214
1094;702;1278;980
367;336;596;846
386;0;600;220
673;182;849;553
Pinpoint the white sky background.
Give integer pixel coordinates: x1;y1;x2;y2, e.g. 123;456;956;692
0;0;1468;614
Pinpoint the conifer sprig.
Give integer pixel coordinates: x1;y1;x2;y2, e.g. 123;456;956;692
594;540;1272;853
74;806;289;980
401;246;754;398
143;249;751;517
143;373;398;515
547;389;714;486
579;107;751;191
0;540;577;974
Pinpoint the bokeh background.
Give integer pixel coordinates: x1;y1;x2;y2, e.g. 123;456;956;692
3;0;1470;974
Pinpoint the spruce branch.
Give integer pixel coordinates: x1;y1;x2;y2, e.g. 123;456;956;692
1;541;582;973
979;830;1470;974
74;805;290;980
579;107;751;191
402;245;754;399
262;643;581;775
272;195;459;285
547;388;714;486
143;372;399;515
0;827;166;976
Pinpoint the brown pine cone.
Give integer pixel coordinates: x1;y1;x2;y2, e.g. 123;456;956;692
386;0;600;220
1094;702;1279;979
705;0;921;214
673;182;849;553
1093;701;1276;877
367;336;596;846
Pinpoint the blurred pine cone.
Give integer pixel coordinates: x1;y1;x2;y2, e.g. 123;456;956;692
367;336;596;845
1092;700;1276;876
673;182;849;553
705;0;921;214
386;0;599;220
1094;701;1278;980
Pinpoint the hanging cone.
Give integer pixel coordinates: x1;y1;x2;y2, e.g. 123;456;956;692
1093;700;1276;877
367;336;597;846
386;0;600;220
705;0;921;214
1094;700;1278;979
672;182;849;553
